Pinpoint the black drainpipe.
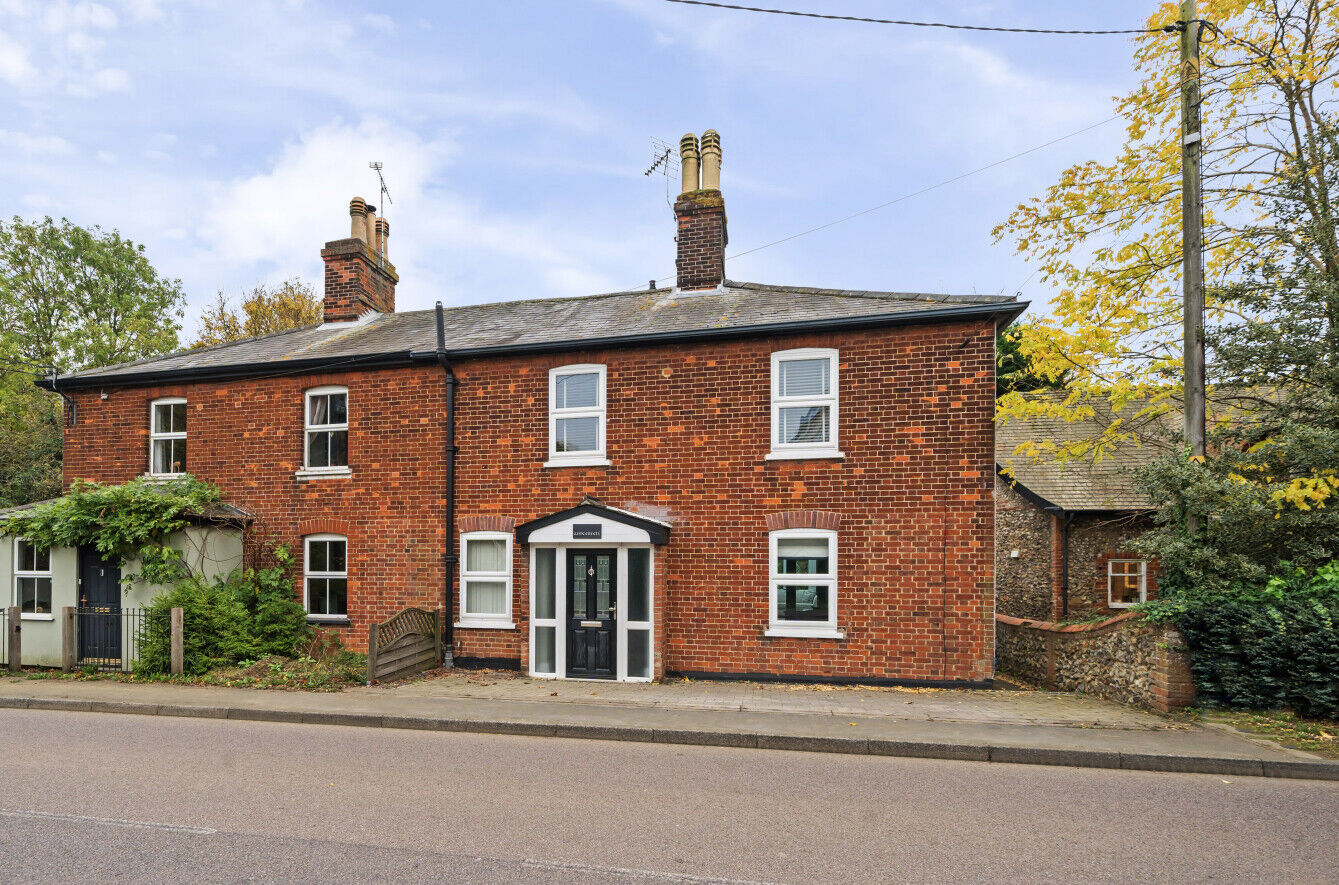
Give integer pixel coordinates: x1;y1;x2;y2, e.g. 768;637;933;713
435;303;458;664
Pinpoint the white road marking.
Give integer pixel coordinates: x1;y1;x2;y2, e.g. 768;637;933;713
0;809;217;835
522;857;784;884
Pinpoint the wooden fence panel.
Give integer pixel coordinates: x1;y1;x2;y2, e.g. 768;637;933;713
367;608;442;684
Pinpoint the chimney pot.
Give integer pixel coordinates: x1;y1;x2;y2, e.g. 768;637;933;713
349;197;368;242
679;133;700;195
376;217;389;256
700;130;721;190
363;210;378;251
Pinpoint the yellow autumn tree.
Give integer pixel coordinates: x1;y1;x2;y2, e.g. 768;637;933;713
995;1;1339;465
192;278;322;348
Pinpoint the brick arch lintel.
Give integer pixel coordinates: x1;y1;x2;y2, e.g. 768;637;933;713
298;517;351;538
765;510;841;532
459;515;517;534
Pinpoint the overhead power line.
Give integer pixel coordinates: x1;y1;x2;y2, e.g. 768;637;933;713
661;0;1175;35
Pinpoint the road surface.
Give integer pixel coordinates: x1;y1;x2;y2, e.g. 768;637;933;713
0;709;1334;883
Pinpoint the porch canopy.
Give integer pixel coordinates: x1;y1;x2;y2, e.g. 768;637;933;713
516;497;671;546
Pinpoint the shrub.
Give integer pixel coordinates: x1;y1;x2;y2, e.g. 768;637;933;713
136;574;258;676
232;545;311;657
1143;562;1339;718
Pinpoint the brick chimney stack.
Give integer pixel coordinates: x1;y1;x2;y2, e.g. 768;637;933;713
321;196;398;322
674;130;727;291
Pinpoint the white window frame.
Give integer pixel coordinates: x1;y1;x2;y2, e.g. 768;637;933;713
1108;559;1148;608
148;397;187;477
766;528;843;639
457;531;514;629
13;538;53;621
303;534;348;621
301;385;350;476
767;348;843;460
545;364;610;468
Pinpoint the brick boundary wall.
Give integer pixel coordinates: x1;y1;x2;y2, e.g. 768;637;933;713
995;612;1195;713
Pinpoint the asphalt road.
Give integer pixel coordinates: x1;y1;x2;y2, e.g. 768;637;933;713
0;710;1335;884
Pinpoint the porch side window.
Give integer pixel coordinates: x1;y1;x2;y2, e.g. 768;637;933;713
1108;559;1147;608
547;364;606;465
149;397;187;476
459;532;513;628
770;349;839;459
304;535;347;620
305;386;349;471
767;529;839;638
13;539;52;617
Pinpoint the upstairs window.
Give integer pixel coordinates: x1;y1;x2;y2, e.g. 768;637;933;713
149;398;187;475
1108;559;1147;608
304;535;348;620
305;387;349;471
547;364;607;466
770;349;840;459
14;539;52;617
767;529;840;638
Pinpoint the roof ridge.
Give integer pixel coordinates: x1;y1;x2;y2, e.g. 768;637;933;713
726;280;1015;305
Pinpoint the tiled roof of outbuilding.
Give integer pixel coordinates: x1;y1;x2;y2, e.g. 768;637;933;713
53;280;1023;387
996;395;1177;512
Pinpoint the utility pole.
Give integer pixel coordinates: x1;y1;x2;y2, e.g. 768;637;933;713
1179;0;1206;464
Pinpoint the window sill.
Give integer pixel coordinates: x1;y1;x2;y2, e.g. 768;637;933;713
765;451;845;462
454;619;516;630
542;457;612;469
1108;602;1144;609
20;614;54;622
307;616;351;627
764;626;845;640
141;472;187;482
295;468;352;480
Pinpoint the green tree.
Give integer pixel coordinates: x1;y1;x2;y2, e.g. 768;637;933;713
192;278;321;348
0;216;185;506
997;323;1069;398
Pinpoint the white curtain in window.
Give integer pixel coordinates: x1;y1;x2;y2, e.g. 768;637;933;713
466;538;507;572
466;580;508;615
778;537;829;559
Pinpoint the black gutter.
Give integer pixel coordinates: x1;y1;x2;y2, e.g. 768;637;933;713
435;302;459;665
46;301;1028;392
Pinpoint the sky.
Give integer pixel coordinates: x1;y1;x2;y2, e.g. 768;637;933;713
0;0;1162;336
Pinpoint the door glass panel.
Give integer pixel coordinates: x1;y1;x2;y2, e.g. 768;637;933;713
595;556;611;617
465;580;508;616
571;555;587;616
627;548;650;622
627;629;651;679
535;548;556;620
535;626;556;674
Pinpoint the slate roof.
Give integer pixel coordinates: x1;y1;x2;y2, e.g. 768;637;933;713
52;281;1023;388
995;395;1177;512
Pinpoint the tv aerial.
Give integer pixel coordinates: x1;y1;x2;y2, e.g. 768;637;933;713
369;161;392;217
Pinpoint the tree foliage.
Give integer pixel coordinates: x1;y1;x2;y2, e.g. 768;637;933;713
192;278;321;348
0;216;185;506
995;1;1339;459
997;323;1069;398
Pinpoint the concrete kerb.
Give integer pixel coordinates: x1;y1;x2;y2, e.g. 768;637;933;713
4;695;1338;782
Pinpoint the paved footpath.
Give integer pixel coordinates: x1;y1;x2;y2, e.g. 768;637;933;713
3;671;1335;780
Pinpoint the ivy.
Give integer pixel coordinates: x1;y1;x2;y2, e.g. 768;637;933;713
1;475;224;584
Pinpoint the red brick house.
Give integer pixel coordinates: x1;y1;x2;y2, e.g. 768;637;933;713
46;131;1023;684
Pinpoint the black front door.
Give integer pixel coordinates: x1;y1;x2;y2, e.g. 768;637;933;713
566;549;616;679
79;547;122;664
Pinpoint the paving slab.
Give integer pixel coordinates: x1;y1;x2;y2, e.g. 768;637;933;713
1;673;1334;780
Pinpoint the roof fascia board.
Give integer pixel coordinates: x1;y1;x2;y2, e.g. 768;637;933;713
516;503;671;545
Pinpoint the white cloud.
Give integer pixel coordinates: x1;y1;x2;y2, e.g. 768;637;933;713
80;66;130;94
0;30;38;86
0;130;77;156
363;12;393;33
40;1;117;33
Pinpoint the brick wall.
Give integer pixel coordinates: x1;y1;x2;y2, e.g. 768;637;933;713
64;318;997;682
674;190;726;290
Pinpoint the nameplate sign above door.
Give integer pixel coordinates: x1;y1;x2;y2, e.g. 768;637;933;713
572;523;602;539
